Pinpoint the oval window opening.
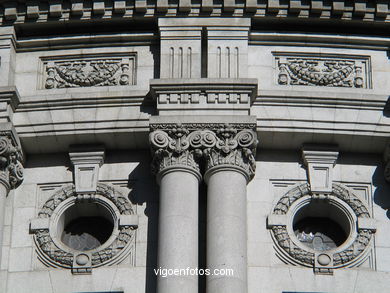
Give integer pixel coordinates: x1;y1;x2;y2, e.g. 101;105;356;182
59;202;114;251
293;201;350;251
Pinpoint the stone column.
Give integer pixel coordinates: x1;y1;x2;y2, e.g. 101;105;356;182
204;125;257;293
150;124;202;293
0;127;24;265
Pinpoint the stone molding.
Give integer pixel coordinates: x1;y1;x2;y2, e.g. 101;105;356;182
0;123;23;191
149;118;258;182
30;183;138;274
1;1;389;24
150;78;258;115
267;183;376;274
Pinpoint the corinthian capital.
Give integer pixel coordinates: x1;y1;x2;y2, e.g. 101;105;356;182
202;124;258;181
0;134;23;190
149;118;258;182
149;124;203;177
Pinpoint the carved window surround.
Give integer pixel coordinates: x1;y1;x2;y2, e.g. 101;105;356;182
29;183;138;274
274;52;371;89
149;78;258;116
29;146;138;274
40;53;137;89
267;183;376;275
267;145;376;274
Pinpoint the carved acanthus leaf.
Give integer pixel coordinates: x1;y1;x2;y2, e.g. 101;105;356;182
149;123;258;178
0;135;24;190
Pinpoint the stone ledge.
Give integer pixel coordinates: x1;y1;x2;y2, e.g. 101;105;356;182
150;78;258;116
150;114;256;127
0;1;389;25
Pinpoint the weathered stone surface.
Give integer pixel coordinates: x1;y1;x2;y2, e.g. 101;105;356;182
0;6;389;293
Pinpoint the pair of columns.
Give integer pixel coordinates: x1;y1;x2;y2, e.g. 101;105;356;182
150;122;257;293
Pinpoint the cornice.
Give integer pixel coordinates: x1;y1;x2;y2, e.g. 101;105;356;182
250;32;390;51
0;1;389;26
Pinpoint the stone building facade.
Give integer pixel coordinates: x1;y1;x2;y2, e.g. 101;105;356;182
0;1;390;293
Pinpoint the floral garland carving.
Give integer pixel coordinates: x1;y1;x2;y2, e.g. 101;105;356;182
276;56;368;88
45;57;133;89
272;226;314;266
270;183;375;269
33;183;135;268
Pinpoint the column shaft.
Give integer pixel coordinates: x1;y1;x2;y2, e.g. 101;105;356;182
206;168;248;293
157;168;199;293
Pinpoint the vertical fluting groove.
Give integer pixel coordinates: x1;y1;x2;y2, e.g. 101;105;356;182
226;47;231;78
188;47;192;78
217;46;221;78
235;47;239;78
169;47;174;78
179;47;183;78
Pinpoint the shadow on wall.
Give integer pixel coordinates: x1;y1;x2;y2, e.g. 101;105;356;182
127;153;159;293
382;96;390;118
372;163;390;219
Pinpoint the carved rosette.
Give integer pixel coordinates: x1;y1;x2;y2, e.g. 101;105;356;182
0;135;24;191
31;183;136;270
268;183;376;272
149;123;258;181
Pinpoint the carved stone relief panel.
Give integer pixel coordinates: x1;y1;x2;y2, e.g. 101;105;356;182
274;53;371;88
40;53;136;89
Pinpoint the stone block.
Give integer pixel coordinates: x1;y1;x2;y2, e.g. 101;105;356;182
11;207;35;248
8;248;32;272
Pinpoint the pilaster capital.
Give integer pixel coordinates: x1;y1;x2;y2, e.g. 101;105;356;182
149;116;258;183
0;123;23;191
